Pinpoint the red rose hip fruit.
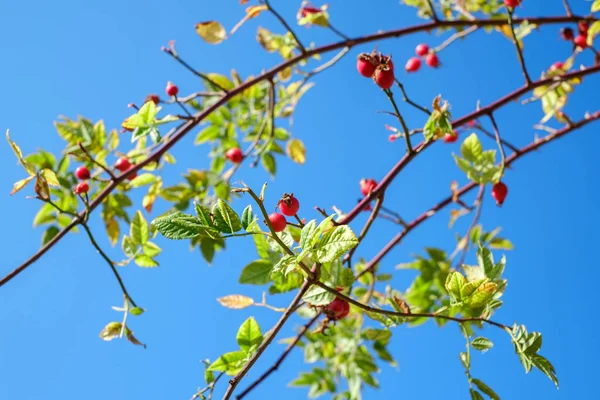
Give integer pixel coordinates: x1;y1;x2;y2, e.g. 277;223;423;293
425;53;440;68
504;0;521;7
74;181;89;194
127;170;137;181
405;57;421;73
360;178;377;196
325;297;350;320
75;166;90;180
560;27;574;41
550;61;564;72
415;43;429;56
145;94;160;105
279;194;300;216
578;21;589;35
268;212;287;232
357;54;377;78
115;157;132;172
492;182;508;206
225;147;243;164
443;131;458;143
165;81;179;97
574;35;588;49
374;67;395;89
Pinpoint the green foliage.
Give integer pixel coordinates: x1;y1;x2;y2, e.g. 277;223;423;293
209;317;264;376
509;324;558;387
423;96;453;142
454;134;502;184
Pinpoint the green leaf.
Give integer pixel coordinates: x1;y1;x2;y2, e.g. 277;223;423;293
302;285;335;306
477;245;494;277
363;329;392;342
41;226;60;245
445;271;467;302
212;199;242;233
464;280;497;308
593;0;600;13
530;354;559;388
471;378;500;400
131;211;149;245
471;337;494;352
129;173;155;188
239;260;273;285
122;235;137;258
470;389;485;400
489;237;514;250
195;125;221;144
241;205;254;231
313;225;358;263
143;242;161;258
461;133;483;162
153;213;217;240
208;350;247;375
130;307;145;316
135;254;159;268
299;220;318;250
236;317;263;352
261;153;276;177
6;130;36;176
137;100;158;124
40;169;59;187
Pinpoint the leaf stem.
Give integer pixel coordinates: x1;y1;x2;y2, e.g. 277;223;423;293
384;88;413;154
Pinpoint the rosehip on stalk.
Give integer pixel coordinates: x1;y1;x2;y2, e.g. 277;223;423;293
503;0;521;8
443;130;458;143
165;81;179;97
268;212;287;233
115;157;132;172
356;53;377;78
405;57;421;73
560;27;574;41
574;35;588;49
492;182;508;206
74;181;89;195
374;66;395;89
425;53;440;68
225;147;243;164
145;94;160;105
279;194;300;216
127;170;138;181
325;297;350;320
550;61;564;72
415;43;429;56
75;166;90;180
578;21;589;35
360;178;377;196
388;134;397;142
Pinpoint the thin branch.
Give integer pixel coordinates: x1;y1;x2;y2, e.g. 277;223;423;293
77;142;117;180
175;100;193;118
167;91;222;104
562;0;573;17
472;124;520;153
384;89;413;154
264;0;307;53
394;79;430;115
2;15;598;288
488;113;508;175
165;51;229;93
191;372;226;400
328;23;350;40
433;25;479;53
236;313;321;399
345;195;384;267
426;0;439;21
455;184;485;269
507;10;532;86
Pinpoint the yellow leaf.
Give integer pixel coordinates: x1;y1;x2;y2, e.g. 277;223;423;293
278;66;293;82
217;294;254;309
6;130;36;176
592;0;600;12
41;169;60;187
286;138;306;165
196;21;226;44
256;26;279;52
587;21;600;46
230;5;268;36
105;218;120;247
10;175;35;195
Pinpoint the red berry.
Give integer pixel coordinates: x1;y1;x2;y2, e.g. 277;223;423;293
279;194;300;216
578;21;589;35
405;57;421;73
127;170;137;181
443;131;458;143
360;178;377;196
356;54;377;78
225;147;243;164
574;35;588;49
374;67;395;89
388;134;396;142
165;81;179;97
115;157;132;172
425;53;440;68
268;213;287;232
492;182;508;206
560;27;574;41
325;297;350;320
75;166;90;180
504;0;521;7
145;94;160;105
467;120;477;127
415;43;429;56
550;61;564;72
74;181;89;195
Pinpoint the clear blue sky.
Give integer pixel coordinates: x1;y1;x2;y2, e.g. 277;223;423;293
1;1;598;399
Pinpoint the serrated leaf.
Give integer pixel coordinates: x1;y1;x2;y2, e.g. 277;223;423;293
236;317;263;352
464;281;497;308
196;21;227;44
530;354;559;388
471;378;500;400
10;175;35;195
313;225;358;263
99;322;122;342
299;220;318;250
143;242;161;257
217;294;254;309
153;213;217;240
212;199;242;233
472;337;494;352
286;138;306;164
239;260;273;285
363;329;392;342
129;173;155;188
302;285;335;306
477;245;494;277
131;211;149;245
122;235;137;258
445;271;467;301
462;133;483;162
6;130;36;176
241;205;254;231
208;351;247;375
40;169;59;187
135;254;159;268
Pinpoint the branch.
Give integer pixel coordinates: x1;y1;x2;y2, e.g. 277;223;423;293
359;111;600;276
1;14;597;288
264;0;306;53
345;195;384;267
562;0;573;17
394;79;430;115
454;184;485;269
78;142;117;180
236;313;321;399
488;113;508;176
165;50;229;93
433;25;479;53
471;123;520;153
507;10;532;86
384;89;413;153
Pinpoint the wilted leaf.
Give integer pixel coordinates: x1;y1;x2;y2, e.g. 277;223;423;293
217;294;254;309
286;138;306;164
10;175;35;195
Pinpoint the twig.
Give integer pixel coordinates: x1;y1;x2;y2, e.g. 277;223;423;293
507;10;532;86
175;100;193;118
455;184;485;269
236;314;321;399
426;0;439;21
264;0;306;53
165;51;229;93
488;113;507;176
562;0;573;17
472;124;520;153
394;79;430;115
328;23;350;40
433;25;479;53
191;372;226;400
345;195;384;267
167;91;222;104
78;142;117;180
384;89;413;154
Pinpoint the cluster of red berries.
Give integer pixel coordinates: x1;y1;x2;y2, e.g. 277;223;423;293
560;21;590;50
74;166;91;194
268;194;301;233
115;157;137;181
356;51;395;89
405;43;440;73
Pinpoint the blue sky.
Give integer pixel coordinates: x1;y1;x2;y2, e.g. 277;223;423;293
1;1;598;399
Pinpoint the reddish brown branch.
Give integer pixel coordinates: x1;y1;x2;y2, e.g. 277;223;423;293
0;14;595;287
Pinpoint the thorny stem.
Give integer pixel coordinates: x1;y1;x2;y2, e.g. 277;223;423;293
394;79;430;115
507;9;532;86
488;113;507;176
263;0;307;53
384;89;413;154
